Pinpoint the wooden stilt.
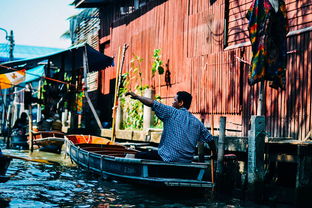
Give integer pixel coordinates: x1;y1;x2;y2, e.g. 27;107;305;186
112;44;128;143
257;81;265;116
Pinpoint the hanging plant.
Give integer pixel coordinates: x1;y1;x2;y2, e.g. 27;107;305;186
151;49;164;77
151;48;165;101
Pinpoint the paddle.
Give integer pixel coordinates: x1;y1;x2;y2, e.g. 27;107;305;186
3;154;60;165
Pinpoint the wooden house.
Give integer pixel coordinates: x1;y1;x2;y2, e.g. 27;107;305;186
72;0;312;140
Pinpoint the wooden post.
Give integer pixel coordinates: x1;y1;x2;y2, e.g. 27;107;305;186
12;87;18;127
29;104;33;152
215;116;226;194
295;145;312;206
111;46;122;142
143;89;153;130
247;115;265;200
115;98;122;130
216;116;226;174
83;45;103;130
210;115;215;184
6;104;12;148
1;88;7;136
257;81;265;116
112;44;128;142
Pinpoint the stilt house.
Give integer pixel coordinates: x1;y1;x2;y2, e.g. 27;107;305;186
71;0;312;140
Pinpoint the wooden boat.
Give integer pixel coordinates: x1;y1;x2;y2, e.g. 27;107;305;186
65;135;214;189
0;155;12;183
30;131;65;153
10;135;28;150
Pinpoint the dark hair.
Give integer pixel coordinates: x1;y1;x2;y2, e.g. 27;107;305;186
177;91;192;109
21;112;28;119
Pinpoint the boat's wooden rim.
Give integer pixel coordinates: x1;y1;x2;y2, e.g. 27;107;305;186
69;153;213;188
33;137;65;142
32;131;65;135
67;139;209;168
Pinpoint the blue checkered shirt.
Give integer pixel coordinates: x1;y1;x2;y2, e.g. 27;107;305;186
152;101;213;162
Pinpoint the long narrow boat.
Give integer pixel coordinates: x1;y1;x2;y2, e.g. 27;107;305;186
0;155;12;183
65;135;214;189
31;131;65;153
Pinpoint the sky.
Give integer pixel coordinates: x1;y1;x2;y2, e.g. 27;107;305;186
0;0;80;49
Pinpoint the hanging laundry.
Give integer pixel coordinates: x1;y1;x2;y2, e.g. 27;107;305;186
246;0;289;90
268;0;279;13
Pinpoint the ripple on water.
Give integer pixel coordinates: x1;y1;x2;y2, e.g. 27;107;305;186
9;199;57;208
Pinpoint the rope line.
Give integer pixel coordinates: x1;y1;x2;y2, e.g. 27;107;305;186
0;63;74;87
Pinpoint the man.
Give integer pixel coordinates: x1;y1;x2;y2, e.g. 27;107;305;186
126;91;216;163
12;112;28;135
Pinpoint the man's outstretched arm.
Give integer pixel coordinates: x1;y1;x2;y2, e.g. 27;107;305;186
126;92;154;107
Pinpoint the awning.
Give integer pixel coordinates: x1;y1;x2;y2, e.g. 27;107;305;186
1;43;113;74
73;0;115;8
24;65;45;83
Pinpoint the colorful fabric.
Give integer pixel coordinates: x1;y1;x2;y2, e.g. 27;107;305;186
152;101;213;162
0;69;25;89
246;0;289;89
75;91;84;114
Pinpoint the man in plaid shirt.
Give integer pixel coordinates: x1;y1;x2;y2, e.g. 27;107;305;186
126;91;216;163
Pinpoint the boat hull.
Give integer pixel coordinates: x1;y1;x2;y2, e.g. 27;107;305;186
11;135;28;150
66;135;214;189
0;156;12;183
31;131;65;153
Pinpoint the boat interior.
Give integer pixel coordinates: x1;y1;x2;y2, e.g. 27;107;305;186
76;143;139;157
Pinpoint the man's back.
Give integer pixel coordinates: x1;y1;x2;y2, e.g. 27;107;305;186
152;101;212;162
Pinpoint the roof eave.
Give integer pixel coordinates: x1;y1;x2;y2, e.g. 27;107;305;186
74;0;116;8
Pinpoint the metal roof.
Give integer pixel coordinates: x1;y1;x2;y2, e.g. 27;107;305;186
1;43;113;74
0;44;63;63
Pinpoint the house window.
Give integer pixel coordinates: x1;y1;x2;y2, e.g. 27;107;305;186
224;0;252;48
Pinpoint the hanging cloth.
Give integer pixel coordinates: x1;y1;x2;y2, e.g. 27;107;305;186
0;69;26;89
246;0;289;90
269;0;279;12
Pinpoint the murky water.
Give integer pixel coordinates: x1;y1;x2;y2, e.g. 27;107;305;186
1;143;246;208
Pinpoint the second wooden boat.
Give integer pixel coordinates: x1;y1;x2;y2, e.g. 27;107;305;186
0;155;12;183
30;131;65;153
65;134;214;189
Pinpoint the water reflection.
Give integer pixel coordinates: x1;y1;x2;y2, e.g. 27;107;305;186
1;147;242;208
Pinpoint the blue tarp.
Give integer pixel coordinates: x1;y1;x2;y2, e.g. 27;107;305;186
0;44;63;63
24;65;45;83
1;43;113;74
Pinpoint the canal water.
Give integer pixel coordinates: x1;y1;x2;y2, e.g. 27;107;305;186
0;142;255;208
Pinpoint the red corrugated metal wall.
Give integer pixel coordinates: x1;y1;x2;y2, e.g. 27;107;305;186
99;0;312;139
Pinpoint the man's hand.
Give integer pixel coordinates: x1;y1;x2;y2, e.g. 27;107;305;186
125;91;153;107
125;92;138;99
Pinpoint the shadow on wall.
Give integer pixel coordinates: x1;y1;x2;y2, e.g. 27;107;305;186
210;0;217;5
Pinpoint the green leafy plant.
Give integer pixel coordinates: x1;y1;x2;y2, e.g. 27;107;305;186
119;55;148;130
151;49;164;77
119;53;164;130
151;49;165;101
152;95;163;129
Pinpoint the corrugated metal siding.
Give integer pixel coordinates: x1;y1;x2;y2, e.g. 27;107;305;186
73;9;100;49
98;0;312;140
